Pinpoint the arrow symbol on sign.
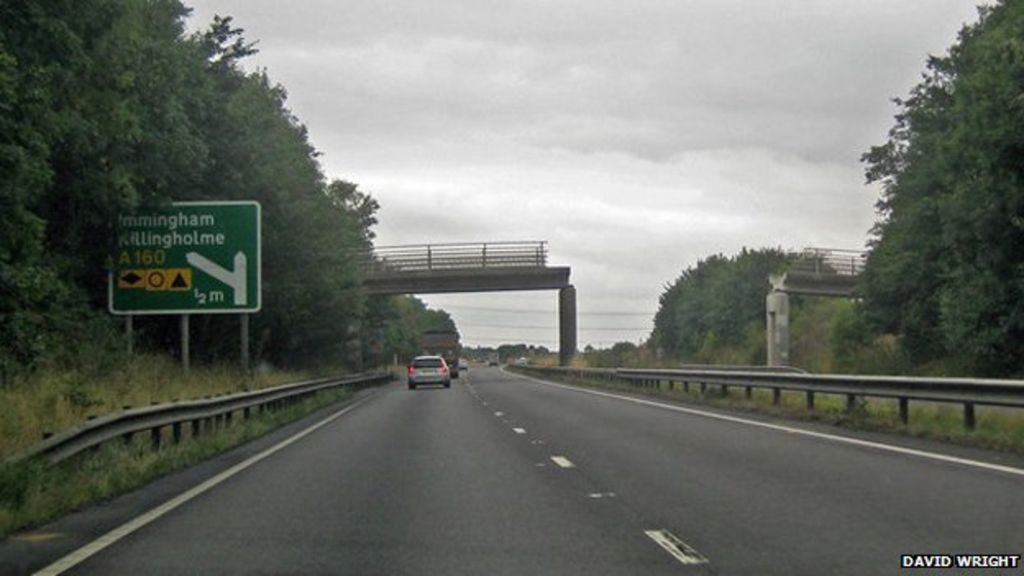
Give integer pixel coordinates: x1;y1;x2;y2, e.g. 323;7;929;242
186;251;247;306
121;272;143;285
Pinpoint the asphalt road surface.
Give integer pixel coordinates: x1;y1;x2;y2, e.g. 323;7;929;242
8;367;1024;575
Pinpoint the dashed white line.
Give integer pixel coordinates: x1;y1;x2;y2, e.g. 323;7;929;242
550;456;575;468
645;529;709;566
494;411;504;417
512;427;527;434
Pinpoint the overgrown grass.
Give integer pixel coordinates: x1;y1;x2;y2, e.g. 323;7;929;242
0;386;356;538
0;354;315;459
514;368;1024;454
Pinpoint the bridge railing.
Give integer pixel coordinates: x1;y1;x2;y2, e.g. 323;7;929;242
788;248;866;276
363;241;548;275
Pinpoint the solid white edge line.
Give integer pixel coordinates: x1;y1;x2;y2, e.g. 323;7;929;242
512;428;527;434
507;369;1024;478
644;529;709;565
550;456;575;468
33;393;378;576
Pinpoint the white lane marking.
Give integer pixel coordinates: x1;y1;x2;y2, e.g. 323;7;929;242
645;529;709;565
513;427;527;434
587;492;616;499
494;411;504;417
33;394;378;576
510;371;1024;479
550;456;575;468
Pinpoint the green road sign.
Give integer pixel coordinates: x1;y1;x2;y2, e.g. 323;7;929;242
109;201;261;315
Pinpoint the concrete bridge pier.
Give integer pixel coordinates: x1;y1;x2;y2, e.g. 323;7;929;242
766;291;790;367
559;285;577;366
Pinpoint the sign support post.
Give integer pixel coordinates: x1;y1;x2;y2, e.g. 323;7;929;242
181;314;190;375
240;314;250;370
125;315;134;355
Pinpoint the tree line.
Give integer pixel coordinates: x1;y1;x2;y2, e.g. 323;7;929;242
0;1;446;378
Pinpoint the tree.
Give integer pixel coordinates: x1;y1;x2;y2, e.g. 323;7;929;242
651;248;790;363
862;1;1024;375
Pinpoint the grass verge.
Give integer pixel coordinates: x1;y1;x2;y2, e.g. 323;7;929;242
0;386;357;538
510;368;1024;454
0;354;317;459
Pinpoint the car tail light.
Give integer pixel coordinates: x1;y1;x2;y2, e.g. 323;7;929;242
440;365;448;373
407;366;415;375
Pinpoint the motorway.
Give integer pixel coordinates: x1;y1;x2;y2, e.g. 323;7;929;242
6;367;1024;575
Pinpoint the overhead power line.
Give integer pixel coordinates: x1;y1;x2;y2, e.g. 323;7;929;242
457;323;650;331
436;304;656;317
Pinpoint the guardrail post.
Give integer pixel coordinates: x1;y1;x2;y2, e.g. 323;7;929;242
772;388;781;405
191;419;201;438
846;394;856;413
225;411;233;426
172;422;182;444
122;432;134;445
806;391;815;410
700;382;707;394
151;427;162;450
964;402;976;430
244;406;251;420
898;397;909;425
683;381;689;393
745;386;752;399
721;384;729;397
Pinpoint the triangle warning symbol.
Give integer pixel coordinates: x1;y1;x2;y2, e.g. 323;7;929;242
171;272;188;288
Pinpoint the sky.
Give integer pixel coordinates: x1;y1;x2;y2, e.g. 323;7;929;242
185;1;987;350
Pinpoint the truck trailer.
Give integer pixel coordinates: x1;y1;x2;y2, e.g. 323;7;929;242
421;330;461;378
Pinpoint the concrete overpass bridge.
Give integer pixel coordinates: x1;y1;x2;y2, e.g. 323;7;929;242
361;241;576;365
766;248;866;366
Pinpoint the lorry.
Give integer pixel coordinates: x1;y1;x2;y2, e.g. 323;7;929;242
421;330;461;378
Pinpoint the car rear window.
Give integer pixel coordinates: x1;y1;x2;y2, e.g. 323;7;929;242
413;358;444;368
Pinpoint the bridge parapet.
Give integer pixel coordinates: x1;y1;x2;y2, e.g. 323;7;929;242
787;247;866;277
363;241;547;276
771;248;867;296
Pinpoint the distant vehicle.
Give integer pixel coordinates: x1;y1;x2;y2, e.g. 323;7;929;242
458;358;469;370
407;355;451;390
421;330;460;378
487;352;500;366
514;357;529;366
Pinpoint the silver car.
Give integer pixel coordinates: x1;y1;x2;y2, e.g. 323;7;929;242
407;355;451;389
